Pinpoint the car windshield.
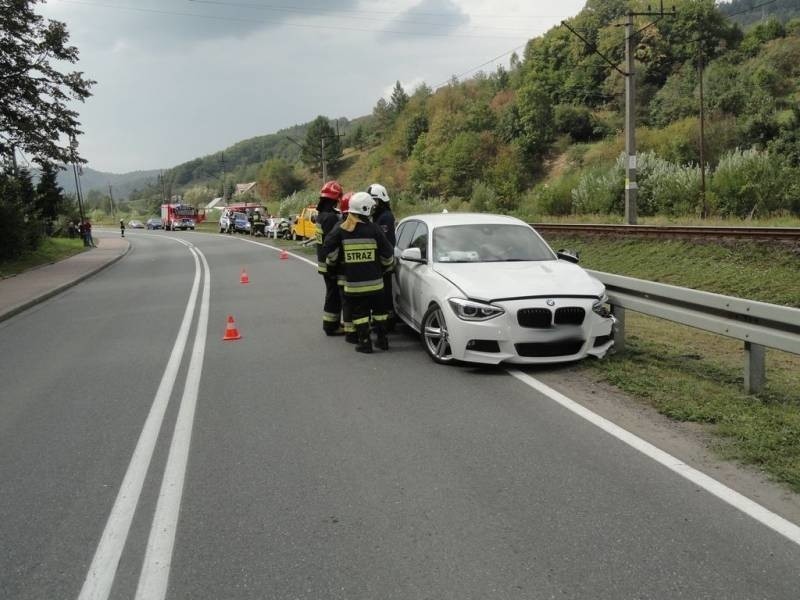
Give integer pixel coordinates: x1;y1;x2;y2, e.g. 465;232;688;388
432;224;555;263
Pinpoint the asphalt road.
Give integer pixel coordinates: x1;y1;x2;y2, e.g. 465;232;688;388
1;230;799;600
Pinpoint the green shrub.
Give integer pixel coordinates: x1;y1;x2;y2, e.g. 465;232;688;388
709;148;794;217
279;190;316;217
571;165;624;215
470;181;498;212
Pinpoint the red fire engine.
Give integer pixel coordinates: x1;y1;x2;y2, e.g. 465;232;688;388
161;204;205;231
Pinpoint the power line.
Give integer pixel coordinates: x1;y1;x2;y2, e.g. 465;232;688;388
56;0;525;40
723;0;781;19
433;44;527;89
187;0;576;20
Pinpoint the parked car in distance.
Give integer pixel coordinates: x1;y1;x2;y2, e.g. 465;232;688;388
128;220;144;229
145;217;163;230
393;213;615;366
232;212;251;234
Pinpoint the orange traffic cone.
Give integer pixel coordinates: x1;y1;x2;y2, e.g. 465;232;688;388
222;315;241;341
240;268;249;284
279;249;289;260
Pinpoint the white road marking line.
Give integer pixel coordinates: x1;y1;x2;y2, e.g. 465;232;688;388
208;233;318;268
507;368;800;547
135;248;211;600
78;245;201;600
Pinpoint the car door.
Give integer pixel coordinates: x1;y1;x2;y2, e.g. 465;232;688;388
396;221;429;329
393;221;416;320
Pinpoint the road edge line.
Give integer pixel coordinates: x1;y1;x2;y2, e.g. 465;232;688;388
507;368;800;547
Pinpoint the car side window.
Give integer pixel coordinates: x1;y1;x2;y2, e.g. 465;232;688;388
409;223;428;260
396;221;417;250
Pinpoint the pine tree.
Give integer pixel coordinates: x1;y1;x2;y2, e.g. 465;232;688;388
35;163;65;227
390;81;409;113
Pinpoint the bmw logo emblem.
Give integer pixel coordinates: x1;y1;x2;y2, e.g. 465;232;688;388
546;299;555;306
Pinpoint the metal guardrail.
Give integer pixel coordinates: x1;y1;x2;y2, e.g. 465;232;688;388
586;270;800;393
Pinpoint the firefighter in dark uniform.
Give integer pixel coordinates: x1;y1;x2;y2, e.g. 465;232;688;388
336;191;357;343
315;180;344;335
368;183;396;330
321;192;394;353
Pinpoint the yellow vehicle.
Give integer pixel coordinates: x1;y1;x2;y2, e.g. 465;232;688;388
290;206;318;240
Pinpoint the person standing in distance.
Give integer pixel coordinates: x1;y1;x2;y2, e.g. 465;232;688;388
315;180;345;335
321;192;394;353
368;183;396;330
119;219;125;238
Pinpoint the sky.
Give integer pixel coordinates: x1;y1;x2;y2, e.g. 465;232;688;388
39;0;588;173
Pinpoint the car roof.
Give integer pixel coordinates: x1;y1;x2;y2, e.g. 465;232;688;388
397;212;529;228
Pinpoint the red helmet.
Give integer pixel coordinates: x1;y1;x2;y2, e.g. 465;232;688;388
320;180;343;200
339;191;353;213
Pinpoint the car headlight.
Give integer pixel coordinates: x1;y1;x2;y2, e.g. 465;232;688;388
448;297;504;321
592;294;612;318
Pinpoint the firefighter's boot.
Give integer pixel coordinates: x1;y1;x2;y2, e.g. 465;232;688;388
345;332;359;344
375;324;389;351
355;324;373;354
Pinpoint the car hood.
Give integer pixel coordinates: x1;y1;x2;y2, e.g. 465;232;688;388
433;260;604;302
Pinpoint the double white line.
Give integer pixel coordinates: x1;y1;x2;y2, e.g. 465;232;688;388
79;239;211;600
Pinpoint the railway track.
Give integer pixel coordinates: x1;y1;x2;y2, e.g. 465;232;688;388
530;223;800;244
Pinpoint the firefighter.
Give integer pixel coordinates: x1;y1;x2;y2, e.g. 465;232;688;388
336;192;356;343
368;183;396;330
315;180;345;335
321;192;394;353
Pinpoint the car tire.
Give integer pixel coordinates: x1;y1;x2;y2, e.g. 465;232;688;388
421;304;455;364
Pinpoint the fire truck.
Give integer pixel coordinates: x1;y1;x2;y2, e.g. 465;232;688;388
161;203;204;231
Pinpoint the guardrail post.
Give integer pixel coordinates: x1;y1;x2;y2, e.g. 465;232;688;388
612;305;626;352
744;342;765;394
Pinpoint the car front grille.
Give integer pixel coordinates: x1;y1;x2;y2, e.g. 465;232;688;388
555;307;586;326
515;339;585;357
517;308;552;328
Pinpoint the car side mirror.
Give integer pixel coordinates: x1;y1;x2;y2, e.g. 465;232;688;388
401;247;426;263
556;249;580;264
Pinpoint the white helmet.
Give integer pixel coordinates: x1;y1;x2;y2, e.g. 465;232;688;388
367;183;390;204
349;192;376;217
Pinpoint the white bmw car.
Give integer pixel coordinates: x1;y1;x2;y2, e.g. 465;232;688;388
392;213;615;365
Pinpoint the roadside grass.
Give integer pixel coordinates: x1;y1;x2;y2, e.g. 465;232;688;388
0;237;87;278
543;235;800;491
582;314;800;492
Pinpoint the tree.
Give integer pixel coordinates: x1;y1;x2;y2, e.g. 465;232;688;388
390;80;409;113
1;0;94;165
301;116;343;176
257;158;303;200
372;98;393;133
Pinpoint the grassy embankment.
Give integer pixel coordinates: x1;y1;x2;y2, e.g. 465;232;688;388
543;235;800;492
0;237;87;278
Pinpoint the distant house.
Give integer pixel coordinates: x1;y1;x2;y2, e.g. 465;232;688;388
234;182;258;197
205;197;226;210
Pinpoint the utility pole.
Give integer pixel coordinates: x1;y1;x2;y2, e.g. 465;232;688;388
320;136;326;184
562;3;675;225
108;183;115;218
72;162;85;223
623;13;637;224
624;12;638;225
698;50;707;218
220;152;226;200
